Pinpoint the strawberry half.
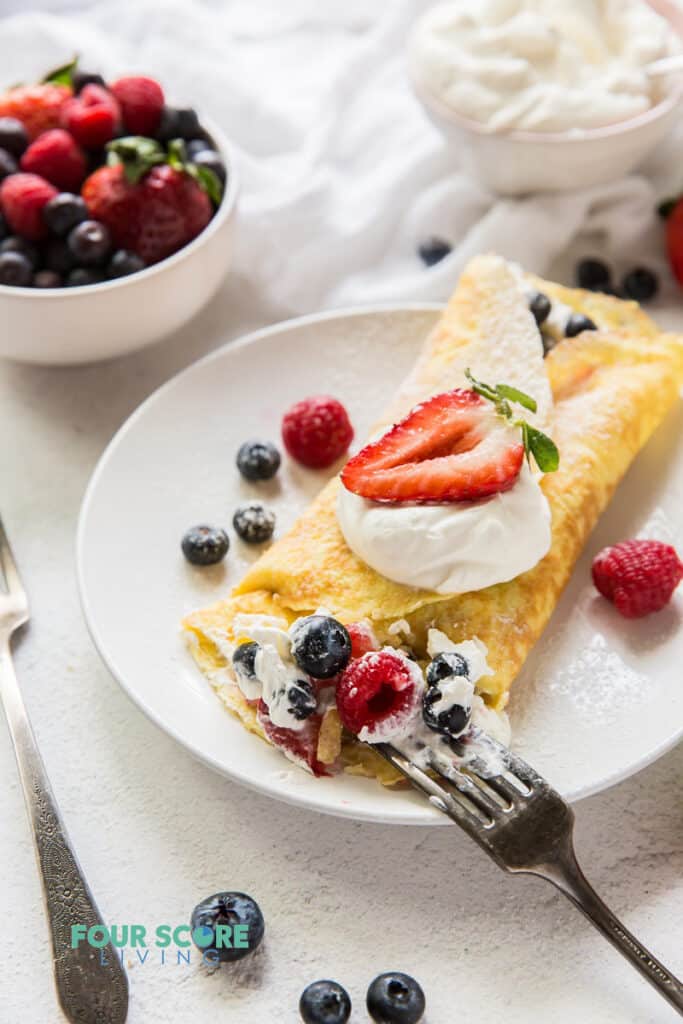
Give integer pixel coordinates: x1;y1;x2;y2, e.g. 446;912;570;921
341;389;524;504
256;700;329;776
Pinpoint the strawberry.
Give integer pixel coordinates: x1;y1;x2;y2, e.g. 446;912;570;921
20;129;87;191
346;621;379;659
341;389;524;504
666;200;683;286
0;173;58;240
592;539;683;619
282;395;354;469
256;700;329;776
61;84;121;148
335;650;423;741
110;76;164;135
0;83;71;140
82;158;212;264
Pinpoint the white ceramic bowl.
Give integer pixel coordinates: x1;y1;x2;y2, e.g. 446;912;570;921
409;20;683;196
0;117;238;365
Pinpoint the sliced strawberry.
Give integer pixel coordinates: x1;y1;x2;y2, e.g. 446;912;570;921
341;389;524;504
257;700;329;776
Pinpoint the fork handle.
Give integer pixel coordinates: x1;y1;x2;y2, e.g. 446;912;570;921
0;641;128;1023
541;845;683;1015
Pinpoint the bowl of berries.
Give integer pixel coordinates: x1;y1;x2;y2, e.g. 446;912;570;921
0;59;237;365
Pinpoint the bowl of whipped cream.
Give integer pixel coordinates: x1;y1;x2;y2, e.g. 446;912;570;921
409;0;683;195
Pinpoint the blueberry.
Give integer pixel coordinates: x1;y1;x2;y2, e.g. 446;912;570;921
43;193;90;236
367;972;425;1024
287;677;317;721
192;148;226;184
181;525;229;566
300;980;352;1024
66;267;105;287
528;290;551;327
576;258;611;292
290;615;351;679
67;219;112;266
33;269;62;288
44;238;76;274
232;641;259;683
621;266;659;303
0;236;39;268
0;117;28;157
233;503;276;544
418;236;451;267
191;891;264;963
0;213;7;241
157;106;202;141
236;439;281;481
108;249;145;278
72;69;106;93
565;312;597;338
425;652;468;687
0;147;18;179
187;138;210;159
422;686;470;738
0;251;32;287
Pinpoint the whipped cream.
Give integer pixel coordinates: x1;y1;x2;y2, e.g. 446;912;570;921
337;461;551;594
411;0;678;133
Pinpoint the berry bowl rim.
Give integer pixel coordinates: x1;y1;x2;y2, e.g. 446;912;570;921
0;114;238;298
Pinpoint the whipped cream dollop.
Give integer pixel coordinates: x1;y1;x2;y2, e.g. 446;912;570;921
410;0;678;133
337;461;551;594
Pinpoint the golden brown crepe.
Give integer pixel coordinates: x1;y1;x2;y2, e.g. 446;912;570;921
184;254;683;785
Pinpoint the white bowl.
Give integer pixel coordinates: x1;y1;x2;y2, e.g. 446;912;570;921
0;117;238;365
410;42;683;196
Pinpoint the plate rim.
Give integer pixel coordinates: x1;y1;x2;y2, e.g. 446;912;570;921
76;304;683;824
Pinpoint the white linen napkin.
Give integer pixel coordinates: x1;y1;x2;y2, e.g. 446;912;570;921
0;0;681;324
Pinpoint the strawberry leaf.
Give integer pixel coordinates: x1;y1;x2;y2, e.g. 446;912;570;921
525;425;559;473
107;136;166;185
42;56;78;87
191;163;223;205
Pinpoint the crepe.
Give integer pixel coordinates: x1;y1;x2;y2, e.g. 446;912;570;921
184;254;683;784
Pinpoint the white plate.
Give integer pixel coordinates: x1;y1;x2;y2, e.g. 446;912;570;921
77;307;683;825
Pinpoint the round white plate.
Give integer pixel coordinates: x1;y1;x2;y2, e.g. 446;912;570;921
77;307;683;825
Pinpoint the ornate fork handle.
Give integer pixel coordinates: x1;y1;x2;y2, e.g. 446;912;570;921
1;642;128;1024
538;844;683;1015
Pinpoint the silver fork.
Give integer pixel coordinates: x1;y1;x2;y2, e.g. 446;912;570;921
373;732;683;1016
0;513;128;1023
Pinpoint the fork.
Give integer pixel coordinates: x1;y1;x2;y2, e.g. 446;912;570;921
373;732;683;1015
0;513;128;1023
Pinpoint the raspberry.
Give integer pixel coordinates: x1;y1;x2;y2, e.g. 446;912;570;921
61;84;121;148
0;173;58;240
20;129;87;192
346;621;379;659
0;83;71;140
282;395;354;469
592;539;683;619
110;76;164;135
335;650;423;741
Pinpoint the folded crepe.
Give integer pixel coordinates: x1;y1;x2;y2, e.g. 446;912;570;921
184;254;683;784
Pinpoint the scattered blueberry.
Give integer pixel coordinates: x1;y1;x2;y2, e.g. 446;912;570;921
576;258;611;293
0;117;28;157
192;148;226;184
157;106;202;141
621;266;659;303
423;685;470;738
72;69;106;93
187;138;210;159
300;980;352;1024
43;192;90;236
67;219;112;266
233;503;276;544
236;439;281;481
190;892;264;963
290;614;352;680
425;651;468;687
0;147;18;180
232;641;259;684
66;267;105;287
0;250;32;287
366;972;425;1024
107;249;145;278
418;236;451;267
0;236;39;268
287;677;317;721
44;238;76;274
181;525;229;566
33;269;62;288
565;312;598;338
528;290;551;327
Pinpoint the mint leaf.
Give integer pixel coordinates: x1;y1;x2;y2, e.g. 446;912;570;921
43;56;78;87
465;368;498;403
495;383;537;413
526;426;559;473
